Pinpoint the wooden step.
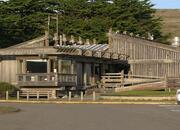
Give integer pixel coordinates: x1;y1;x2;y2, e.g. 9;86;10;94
20;88;57;97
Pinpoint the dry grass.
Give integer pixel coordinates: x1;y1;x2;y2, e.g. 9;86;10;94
0;106;20;114
155;9;180;39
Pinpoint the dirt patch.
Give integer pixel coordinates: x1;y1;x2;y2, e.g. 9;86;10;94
0;106;20;115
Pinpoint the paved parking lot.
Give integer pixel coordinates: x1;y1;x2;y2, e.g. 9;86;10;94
0;103;180;130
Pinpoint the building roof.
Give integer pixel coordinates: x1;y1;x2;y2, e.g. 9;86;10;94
58;44;109;52
0;33;128;60
56;43;127;60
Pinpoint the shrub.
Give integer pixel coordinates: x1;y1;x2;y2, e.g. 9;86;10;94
0;82;17;96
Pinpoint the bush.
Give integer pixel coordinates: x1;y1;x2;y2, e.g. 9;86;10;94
0;82;17;96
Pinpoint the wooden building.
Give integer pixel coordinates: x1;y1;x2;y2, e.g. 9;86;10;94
1;29;179;96
0;32;128;97
109;30;180;78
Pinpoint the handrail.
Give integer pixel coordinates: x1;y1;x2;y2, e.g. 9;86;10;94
17;73;77;84
101;72;165;88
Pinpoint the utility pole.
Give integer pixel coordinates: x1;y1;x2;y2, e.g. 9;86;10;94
48;14;59;36
48;15;50;37
56;14;59;36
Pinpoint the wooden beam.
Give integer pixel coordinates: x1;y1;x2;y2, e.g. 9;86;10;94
83;50;93;57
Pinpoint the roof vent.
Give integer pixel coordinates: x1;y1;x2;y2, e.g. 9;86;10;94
172;37;180;47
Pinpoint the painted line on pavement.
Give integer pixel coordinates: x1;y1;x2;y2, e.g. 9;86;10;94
0;100;176;105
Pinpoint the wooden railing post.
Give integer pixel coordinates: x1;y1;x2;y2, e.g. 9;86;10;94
47;75;50;82
128;71;132;79
35;75;39;82
23;75;26;82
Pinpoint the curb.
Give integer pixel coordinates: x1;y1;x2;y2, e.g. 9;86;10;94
0;100;176;105
100;96;176;101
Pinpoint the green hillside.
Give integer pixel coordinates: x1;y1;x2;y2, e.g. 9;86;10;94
156;9;180;40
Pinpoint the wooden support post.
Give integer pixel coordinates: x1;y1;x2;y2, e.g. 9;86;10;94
37;91;39;100
22;59;27;74
81;91;84;101
6;91;8;100
47;59;51;73
68;91;71;101
128;71;131;79
58;60;62;73
93;91;96;101
17;91;19;100
71;61;74;74
17;60;21;74
83;63;87;87
91;63;96;86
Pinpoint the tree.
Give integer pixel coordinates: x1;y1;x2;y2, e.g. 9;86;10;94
58;0;167;43
0;0;167;48
0;0;61;48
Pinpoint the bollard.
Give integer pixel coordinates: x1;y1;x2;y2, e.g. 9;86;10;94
6;91;8;100
47;91;50;100
68;91;71;101
168;88;171;93
37;91;39;100
81;91;84;101
17;91;19;100
27;92;29;101
93;91;96;101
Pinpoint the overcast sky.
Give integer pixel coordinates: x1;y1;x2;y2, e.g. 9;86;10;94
151;0;180;9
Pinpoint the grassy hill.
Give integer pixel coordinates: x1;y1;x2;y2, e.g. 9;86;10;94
156;9;180;40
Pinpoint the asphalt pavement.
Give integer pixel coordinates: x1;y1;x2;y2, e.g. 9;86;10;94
0;103;180;130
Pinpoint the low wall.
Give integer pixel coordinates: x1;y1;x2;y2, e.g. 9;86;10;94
100;96;175;101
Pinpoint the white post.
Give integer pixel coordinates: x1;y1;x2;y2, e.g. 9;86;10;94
81;91;84;101
37;91;39;100
121;70;124;87
68;91;71;101
17;91;19;100
93;91;96;101
27;92;29;101
168;88;171;93
47;91;50;100
6;91;8;100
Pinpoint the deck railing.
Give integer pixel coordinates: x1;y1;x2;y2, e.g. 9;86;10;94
101;72;164;88
17;73;77;86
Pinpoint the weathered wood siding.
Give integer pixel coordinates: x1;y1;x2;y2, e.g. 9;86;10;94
110;33;180;78
0;60;17;85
